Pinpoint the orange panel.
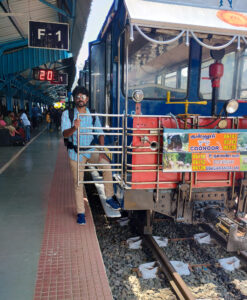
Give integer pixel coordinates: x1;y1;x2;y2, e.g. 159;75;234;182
130;116;245;189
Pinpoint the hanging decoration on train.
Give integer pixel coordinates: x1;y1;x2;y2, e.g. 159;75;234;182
219;0;233;8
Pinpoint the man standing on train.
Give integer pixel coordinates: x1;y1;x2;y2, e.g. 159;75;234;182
61;86;120;225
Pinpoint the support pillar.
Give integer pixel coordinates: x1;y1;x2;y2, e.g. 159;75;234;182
20;91;24;110
6;82;13;111
28;99;32;117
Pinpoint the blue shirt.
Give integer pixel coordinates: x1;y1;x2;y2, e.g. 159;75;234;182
61;107;104;161
32;106;39;117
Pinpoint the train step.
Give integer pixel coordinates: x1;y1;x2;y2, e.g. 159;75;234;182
88;166;121;218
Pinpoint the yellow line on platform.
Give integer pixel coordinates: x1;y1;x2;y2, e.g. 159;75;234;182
0;128;46;175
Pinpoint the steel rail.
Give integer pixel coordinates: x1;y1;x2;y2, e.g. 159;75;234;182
143;235;195;300
239;251;247;264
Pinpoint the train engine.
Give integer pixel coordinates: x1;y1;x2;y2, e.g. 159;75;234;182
81;0;247;251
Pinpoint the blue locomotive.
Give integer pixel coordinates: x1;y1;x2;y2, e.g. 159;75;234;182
79;0;247;251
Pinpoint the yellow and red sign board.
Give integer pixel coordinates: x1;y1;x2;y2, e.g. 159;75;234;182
192;153;240;172
163;130;247;172
189;133;238;152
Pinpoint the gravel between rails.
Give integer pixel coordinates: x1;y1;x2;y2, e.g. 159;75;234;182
86;182;247;299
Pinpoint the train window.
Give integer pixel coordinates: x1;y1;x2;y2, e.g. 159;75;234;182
90;41;106;113
164;72;176;88
199;34;240;101
239;49;247;99
200;59;214;99
105;33;111;115
125;28;189;100
181;67;188;90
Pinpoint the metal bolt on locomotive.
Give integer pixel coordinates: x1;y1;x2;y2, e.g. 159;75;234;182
78;0;247;252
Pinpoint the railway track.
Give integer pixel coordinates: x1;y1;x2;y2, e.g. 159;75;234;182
150;218;247;299
85;177;247;299
143;234;195;300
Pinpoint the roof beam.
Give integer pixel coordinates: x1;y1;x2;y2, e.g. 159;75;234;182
0;39;28;56
38;0;72;19
0;3;25;40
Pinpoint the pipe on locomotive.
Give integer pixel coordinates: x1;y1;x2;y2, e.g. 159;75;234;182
140;136;159;151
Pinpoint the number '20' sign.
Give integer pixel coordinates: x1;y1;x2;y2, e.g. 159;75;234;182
29;21;69;51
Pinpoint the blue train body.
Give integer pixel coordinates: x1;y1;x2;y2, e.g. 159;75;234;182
79;0;247;251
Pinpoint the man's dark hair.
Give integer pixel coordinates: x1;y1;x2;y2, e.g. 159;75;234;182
72;86;89;99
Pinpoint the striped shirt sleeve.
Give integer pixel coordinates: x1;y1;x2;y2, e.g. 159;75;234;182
61;110;71;134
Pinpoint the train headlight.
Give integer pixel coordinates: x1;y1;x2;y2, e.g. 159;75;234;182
132;90;144;103
225;100;239;114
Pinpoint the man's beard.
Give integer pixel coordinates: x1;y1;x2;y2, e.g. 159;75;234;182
76;101;87;108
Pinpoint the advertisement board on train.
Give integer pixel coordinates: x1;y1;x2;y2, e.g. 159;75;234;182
163;129;247;172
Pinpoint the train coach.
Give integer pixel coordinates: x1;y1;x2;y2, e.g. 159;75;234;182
79;0;247;251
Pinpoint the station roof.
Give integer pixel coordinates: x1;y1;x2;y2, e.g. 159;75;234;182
0;0;92;104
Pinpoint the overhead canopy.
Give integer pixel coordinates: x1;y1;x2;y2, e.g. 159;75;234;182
124;0;247;36
0;0;91;62
0;0;92;104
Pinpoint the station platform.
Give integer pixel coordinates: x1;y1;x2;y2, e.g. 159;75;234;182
0;130;112;300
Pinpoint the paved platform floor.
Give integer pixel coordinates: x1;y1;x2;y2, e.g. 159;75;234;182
0;129;112;300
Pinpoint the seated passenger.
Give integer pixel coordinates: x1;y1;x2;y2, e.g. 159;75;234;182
61;86;120;225
0;112;25;146
4;111;13;126
0;112;6;128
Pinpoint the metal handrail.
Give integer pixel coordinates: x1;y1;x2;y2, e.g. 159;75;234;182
77;113;238;189
127;151;158;155
78;145;122;149
80;113;124;117
78;150;122;154
126;164;161;167
79;126;123;130
126;181;179;185
82;168;122;172
76;113;124;186
79;180;121;184
127;133;161;137
79;132;123;136
126;127;163;131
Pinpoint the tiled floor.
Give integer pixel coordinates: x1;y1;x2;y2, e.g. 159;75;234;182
0;130;112;300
